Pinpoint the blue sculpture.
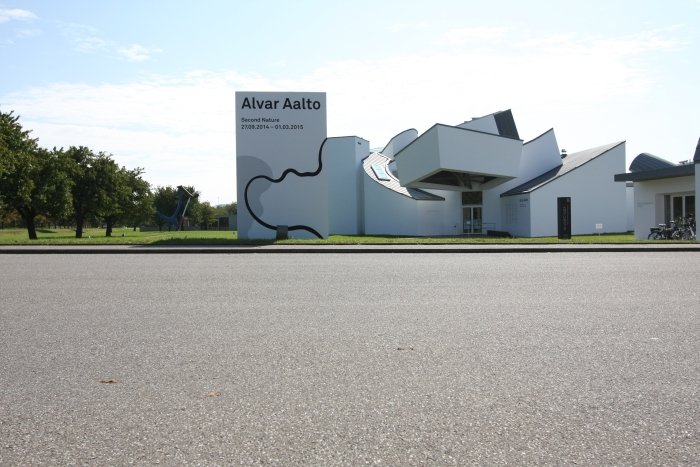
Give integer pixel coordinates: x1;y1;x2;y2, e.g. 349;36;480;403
157;185;196;230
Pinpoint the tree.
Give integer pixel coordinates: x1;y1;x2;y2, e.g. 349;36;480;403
191;201;215;230
0;110;72;239
122;168;153;231
153;185;199;231
0;203;21;229
97;158;126;237
152;185;178;231
96;163;154;237
66;146;121;238
223;202;237;215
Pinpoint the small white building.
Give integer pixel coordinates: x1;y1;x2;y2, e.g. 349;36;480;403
614;139;699;240
325;110;629;237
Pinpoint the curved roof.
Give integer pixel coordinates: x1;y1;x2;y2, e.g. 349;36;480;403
629;153;674;172
381;129;418;159
615;143;698;182
362;152;444;201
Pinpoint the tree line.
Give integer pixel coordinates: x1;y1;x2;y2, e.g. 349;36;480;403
0;109;236;239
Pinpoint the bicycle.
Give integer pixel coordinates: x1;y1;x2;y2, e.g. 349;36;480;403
672;216;696;240
648;221;676;240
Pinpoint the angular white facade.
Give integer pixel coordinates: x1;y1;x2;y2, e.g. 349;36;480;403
395;124;522;191
237;103;633;239
324;110;629;237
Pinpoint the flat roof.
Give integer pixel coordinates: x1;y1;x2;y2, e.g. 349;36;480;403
614;163;694;182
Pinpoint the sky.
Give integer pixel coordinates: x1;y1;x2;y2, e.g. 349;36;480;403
1;0;698;204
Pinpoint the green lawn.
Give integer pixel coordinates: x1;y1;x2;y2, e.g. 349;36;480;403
0;227;650;245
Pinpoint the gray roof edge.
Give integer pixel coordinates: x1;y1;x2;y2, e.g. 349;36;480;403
394;122;524;160
363;152;445;201
523;128;555;146
694;137;700;163
501;141;625;197
615;164;695;182
433;123;523;142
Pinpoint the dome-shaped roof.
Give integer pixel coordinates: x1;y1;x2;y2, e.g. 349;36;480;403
629;153;674;172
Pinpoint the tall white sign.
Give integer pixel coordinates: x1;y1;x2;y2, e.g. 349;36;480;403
236;92;328;239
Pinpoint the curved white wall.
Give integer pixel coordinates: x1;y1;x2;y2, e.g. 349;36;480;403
362;175;458;236
381;129;418;160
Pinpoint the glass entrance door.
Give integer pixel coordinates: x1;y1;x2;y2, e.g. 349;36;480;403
463;206;483;234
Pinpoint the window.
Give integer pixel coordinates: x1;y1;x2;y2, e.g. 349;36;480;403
461;191;482;205
671;194;695;222
371;164;391;181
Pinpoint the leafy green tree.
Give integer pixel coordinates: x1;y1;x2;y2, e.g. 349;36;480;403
97;158;126;237
153;185;199;231
191;201;215;230
66;146;121;238
180;186;200;230
213;202;236;217
152;185;178;231
96;163;153;237
209;203;236;230
0;110;72;239
122;168;153;231
0;205;21;229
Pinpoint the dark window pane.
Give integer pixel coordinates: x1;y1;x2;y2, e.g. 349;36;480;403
461;191;483;205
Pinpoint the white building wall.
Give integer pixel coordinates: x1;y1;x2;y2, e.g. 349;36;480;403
363;173;456;236
416;203;445;236
528;144;627;237
631;176;695;240
326;136;369;235
481;191;501;232
517;130;562;183
429;189;462;236
363;178;420;236
500;195;531;237
625;183;635;232
480;129;562;234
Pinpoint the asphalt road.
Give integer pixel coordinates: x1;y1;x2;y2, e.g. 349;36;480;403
1;253;698;465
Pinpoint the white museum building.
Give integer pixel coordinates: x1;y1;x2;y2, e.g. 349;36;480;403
324;110;629;237
614;138;699;240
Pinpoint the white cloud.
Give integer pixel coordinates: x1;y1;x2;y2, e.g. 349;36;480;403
0;8;37;23
15;28;41;39
118;43;162;62
389;21;430;33
436;26;509;45
1;27;690;203
3;73;260;203
60;23;108;52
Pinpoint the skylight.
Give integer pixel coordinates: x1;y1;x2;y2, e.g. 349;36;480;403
371;164;391;181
